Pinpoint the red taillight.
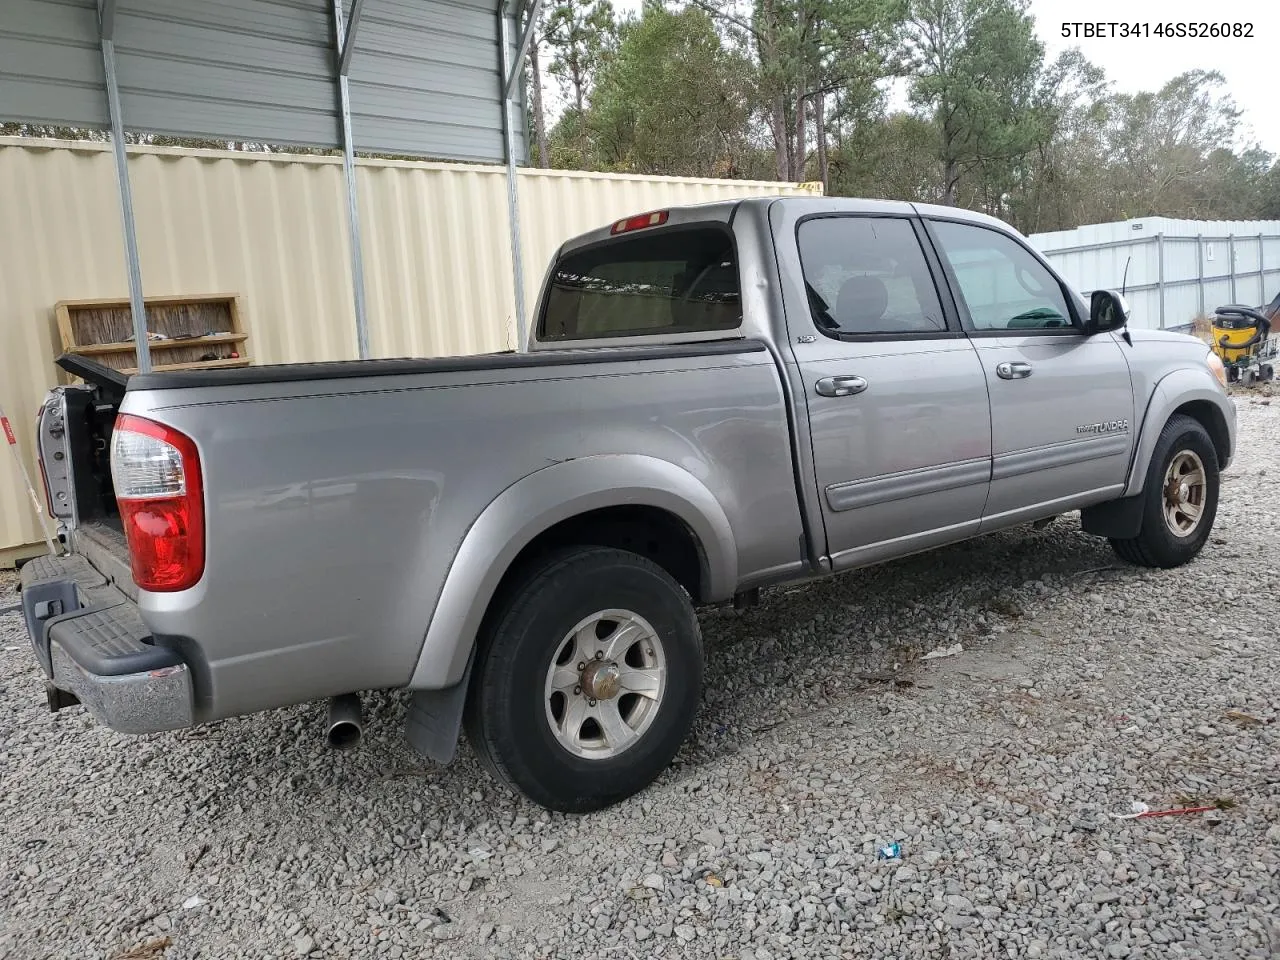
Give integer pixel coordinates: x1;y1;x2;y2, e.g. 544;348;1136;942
611;210;669;235
110;414;205;592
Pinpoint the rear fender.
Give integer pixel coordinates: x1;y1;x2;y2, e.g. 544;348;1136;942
407;454;737;690
1122;368;1235;498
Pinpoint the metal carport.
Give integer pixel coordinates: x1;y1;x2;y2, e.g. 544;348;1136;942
0;0;543;369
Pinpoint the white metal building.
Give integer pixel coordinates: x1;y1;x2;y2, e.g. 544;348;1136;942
1029;217;1280;331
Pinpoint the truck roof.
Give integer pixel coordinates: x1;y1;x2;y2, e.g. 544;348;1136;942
557;195;1022;259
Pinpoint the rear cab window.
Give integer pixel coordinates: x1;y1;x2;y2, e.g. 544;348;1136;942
538;226;742;342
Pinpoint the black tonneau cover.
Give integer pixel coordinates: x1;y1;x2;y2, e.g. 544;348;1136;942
124;339;764;391
56;354;129;404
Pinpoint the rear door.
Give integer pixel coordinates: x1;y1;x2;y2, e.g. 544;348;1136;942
924;217;1135;529
774;208;993;570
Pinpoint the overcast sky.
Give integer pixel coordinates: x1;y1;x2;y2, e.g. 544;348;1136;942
1033;0;1278;154
605;0;1280;155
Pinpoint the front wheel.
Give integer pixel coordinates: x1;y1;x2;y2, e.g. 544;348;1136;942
1110;414;1220;568
464;546;703;813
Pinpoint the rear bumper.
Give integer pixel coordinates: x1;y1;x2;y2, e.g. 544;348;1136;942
19;553;194;734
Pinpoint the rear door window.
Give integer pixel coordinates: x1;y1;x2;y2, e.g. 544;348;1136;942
797;216;948;337
539;227;742;341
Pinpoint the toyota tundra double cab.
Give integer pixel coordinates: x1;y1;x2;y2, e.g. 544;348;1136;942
20;197;1236;811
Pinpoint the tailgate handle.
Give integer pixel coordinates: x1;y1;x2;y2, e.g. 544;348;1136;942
815;376;868;398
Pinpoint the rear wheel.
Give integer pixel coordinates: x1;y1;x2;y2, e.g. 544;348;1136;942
465;546;703;813
1109;414;1219;568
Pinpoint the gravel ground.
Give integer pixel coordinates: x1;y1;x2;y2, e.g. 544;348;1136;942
2;397;1277;960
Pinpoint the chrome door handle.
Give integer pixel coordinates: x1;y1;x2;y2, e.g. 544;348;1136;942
996;361;1033;380
815;375;868;397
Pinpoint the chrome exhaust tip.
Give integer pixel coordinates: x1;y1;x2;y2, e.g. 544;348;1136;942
326;693;363;750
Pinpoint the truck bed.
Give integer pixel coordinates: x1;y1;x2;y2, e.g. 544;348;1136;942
115;337;807;721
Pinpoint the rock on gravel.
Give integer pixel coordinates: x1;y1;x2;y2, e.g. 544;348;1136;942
2;400;1279;960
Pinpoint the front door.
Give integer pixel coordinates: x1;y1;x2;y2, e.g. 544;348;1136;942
785;213;993;569
925;218;1135;529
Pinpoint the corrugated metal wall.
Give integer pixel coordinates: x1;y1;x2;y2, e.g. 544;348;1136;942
0;0;104;131
0;136;820;556
0;0;524;163
1029;216;1280;331
348;0;526;160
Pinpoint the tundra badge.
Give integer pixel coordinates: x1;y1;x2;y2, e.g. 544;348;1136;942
1076;419;1129;434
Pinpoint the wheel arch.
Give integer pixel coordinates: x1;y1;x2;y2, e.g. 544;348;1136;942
1123;369;1235;497
1169;399;1232;472
407;454;737;691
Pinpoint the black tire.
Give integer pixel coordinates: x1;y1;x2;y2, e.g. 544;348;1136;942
464;546;703;813
1109;414;1219;568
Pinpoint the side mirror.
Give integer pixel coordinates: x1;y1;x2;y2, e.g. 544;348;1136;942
1087;290;1129;335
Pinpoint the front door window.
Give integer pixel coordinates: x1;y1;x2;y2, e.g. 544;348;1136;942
930;221;1074;332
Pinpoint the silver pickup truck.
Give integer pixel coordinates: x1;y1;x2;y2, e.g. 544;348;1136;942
19;198;1236;812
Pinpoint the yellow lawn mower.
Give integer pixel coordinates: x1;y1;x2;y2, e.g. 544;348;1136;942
1210;301;1275;385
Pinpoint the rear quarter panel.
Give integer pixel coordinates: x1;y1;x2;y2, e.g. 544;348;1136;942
122;348;801;721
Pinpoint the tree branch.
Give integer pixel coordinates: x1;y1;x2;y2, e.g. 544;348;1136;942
684;0;761;41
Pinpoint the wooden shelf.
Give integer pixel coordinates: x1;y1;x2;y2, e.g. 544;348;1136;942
75;333;249;356
54;293;250;382
54;292;243;308
121;357;252;375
